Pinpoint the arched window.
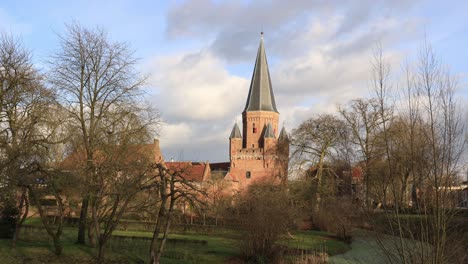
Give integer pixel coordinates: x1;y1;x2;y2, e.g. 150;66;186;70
253;123;257;133
246;171;251;179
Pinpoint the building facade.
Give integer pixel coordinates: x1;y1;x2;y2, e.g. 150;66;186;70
227;33;289;188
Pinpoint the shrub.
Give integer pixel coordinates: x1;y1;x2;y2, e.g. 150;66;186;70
0;198;19;238
230;182;296;263
312;197;360;243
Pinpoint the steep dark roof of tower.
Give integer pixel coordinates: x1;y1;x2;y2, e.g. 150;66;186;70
243;34;278;113
278;127;289;141
264;123;275;138
229;123;242;139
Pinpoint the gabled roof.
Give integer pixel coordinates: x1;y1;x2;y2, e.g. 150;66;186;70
59;139;163;170
263;123;275;138
278;127;289;141
224;172;238;182
229;123;242;139
352;166;363;180
165;162;210;182
210;162;231;171
243;33;278;113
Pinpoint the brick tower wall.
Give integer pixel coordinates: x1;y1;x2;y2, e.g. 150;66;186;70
242;111;279;148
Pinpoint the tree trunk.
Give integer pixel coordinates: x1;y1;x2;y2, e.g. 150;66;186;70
77;196;89;244
28;186;63;256
11;189;28;248
53;236;63;255
365;159;371;209
87;219;96;247
97;240;105;262
150;196;167;264
154;202;175;264
315;150;326;212
11;226;21;248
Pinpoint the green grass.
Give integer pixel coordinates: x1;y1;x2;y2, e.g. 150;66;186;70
1;220;350;263
0;228;109;264
281;230;351;255
110;230;240;263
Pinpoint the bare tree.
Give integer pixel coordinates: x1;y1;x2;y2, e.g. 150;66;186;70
48;23;151;244
149;163;206;264
24;166;67;255
292;114;347;210
89;112;158;261
205;175;232;226
339;98;382;207
231;182;295;263
370;40;467;264
0;33;55;248
413;40;466;264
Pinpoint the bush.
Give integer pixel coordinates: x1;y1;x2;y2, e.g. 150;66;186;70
0;199;19;238
312;197;360;243
229;182;296;263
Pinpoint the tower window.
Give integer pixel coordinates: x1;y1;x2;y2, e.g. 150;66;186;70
252;144;254;148
246;171;251;179
253;123;257;133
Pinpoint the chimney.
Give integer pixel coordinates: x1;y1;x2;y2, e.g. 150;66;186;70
153;139;163;162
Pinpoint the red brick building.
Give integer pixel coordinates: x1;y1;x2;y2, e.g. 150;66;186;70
226;33;289;188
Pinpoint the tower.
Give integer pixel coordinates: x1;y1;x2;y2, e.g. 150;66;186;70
228;33;289;187
242;32;279;149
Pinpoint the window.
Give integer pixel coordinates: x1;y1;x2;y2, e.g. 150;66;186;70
246;171;251;179
252;144;254;148
253;123;257;133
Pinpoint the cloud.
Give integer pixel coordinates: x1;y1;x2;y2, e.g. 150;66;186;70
165;0;419;62
159;122;193;148
147;50;249;122
270;16;414;118
150;0;437;162
145;49;250;161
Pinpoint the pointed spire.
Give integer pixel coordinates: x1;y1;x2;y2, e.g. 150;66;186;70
229;123;242;139
278;127;289;141
263;123;275;138
244;33;278;113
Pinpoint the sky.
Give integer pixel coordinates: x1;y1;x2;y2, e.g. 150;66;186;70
1;0;467;162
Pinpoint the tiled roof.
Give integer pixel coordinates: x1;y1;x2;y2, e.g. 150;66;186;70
165;162;209;182
60;140;163;170
224;172;238;182
352;166;363;179
210;162;230;171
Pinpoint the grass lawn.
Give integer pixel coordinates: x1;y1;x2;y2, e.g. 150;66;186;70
281;230;351;256
0;219;351;263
